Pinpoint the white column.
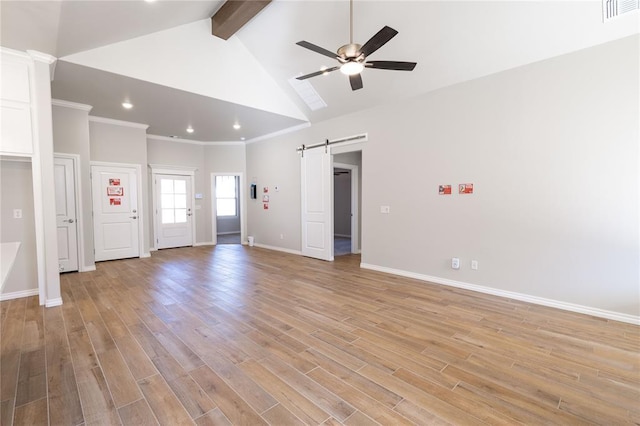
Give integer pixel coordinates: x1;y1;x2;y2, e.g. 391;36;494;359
28;50;62;307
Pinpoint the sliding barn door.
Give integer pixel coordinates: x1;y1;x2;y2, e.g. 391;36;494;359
301;148;333;261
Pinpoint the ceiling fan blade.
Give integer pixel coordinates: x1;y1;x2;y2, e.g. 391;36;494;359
349;73;363;91
296;41;338;59
359;26;398;57
365;61;417;71
296;66;340;80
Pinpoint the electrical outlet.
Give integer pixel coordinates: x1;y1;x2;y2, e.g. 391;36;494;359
451;257;460;269
280;234;284;240
471;260;478;270
13;209;22;219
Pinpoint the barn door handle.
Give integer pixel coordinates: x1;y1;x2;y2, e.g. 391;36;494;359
63;219;75;223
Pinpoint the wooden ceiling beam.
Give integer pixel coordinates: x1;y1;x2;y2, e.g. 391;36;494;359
211;0;272;40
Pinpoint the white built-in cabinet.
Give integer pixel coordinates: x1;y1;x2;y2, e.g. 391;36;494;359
0;47;61;306
0;55;34;155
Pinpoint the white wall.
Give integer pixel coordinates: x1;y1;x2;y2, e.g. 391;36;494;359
89;119;150;255
52;103;94;268
0;159;37;295
246;35;640;319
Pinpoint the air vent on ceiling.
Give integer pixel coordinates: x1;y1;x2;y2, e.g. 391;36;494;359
288;76;327;111
603;0;639;21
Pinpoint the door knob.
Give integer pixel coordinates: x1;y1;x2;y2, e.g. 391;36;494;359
130;216;138;219
63;219;75;223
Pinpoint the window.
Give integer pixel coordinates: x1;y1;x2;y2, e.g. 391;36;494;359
160;178;188;224
216;175;238;217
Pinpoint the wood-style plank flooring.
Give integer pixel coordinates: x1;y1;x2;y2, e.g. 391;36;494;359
1;245;639;425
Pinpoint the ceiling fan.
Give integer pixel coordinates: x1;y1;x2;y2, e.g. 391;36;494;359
295;0;417;91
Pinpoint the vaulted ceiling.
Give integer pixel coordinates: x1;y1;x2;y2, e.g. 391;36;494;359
1;1;638;142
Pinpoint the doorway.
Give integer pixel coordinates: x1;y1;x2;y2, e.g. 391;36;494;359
334;155;360;256
54;155;81;272
300;143;363;261
154;174;194;249
212;173;245;245
91;163;142;261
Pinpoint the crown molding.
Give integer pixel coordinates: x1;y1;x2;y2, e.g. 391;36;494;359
26;50;56;65
1;46;30;60
245;122;311;144
147;134;245;146
147;134;206;145
148;163;198;173
89;115;149;130
52;99;93;112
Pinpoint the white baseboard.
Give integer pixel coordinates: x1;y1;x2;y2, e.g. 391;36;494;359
80;265;96;272
140;252;151;258
360;263;640;326
46;297;63;307
194;242;215;247
0;288;39;301
253;243;302;256
334;234;352;238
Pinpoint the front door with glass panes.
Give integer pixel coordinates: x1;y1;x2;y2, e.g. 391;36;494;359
156;174;193;249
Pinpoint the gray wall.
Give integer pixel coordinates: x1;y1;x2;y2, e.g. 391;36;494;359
147;138;207;245
52;104;94;268
205;145;246;241
246;35;639;317
89;120;151;254
0;159;37;294
146;139;246;243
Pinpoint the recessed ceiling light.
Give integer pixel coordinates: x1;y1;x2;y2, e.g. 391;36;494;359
144;0;156;3
122;101;133;109
240;137;246;141
186;126;194;134
233;123;241;130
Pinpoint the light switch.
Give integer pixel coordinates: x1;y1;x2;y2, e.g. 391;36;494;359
380;206;390;214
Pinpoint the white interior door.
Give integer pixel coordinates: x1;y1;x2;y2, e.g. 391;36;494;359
91;165;139;261
54;157;78;272
156;174;193;249
301;148;333;261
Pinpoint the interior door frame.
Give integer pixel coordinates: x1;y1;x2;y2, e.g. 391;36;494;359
90;160;145;259
333;162;359;254
211;172;245;245
149;164;197;250
54;153;85;271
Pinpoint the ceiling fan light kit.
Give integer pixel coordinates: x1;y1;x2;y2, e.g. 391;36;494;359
296;0;416;91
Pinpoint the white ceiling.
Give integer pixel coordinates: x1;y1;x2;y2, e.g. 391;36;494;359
1;1;638;142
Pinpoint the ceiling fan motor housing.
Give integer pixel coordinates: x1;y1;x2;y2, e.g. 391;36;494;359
338;43;364;62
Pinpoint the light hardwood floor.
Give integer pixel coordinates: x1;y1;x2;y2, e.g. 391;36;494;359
1;245;638;425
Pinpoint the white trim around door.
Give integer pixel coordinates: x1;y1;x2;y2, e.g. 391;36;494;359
333;162;359;254
90;161;145;260
149;164;197;250
54;153;84;272
211;172;246;245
